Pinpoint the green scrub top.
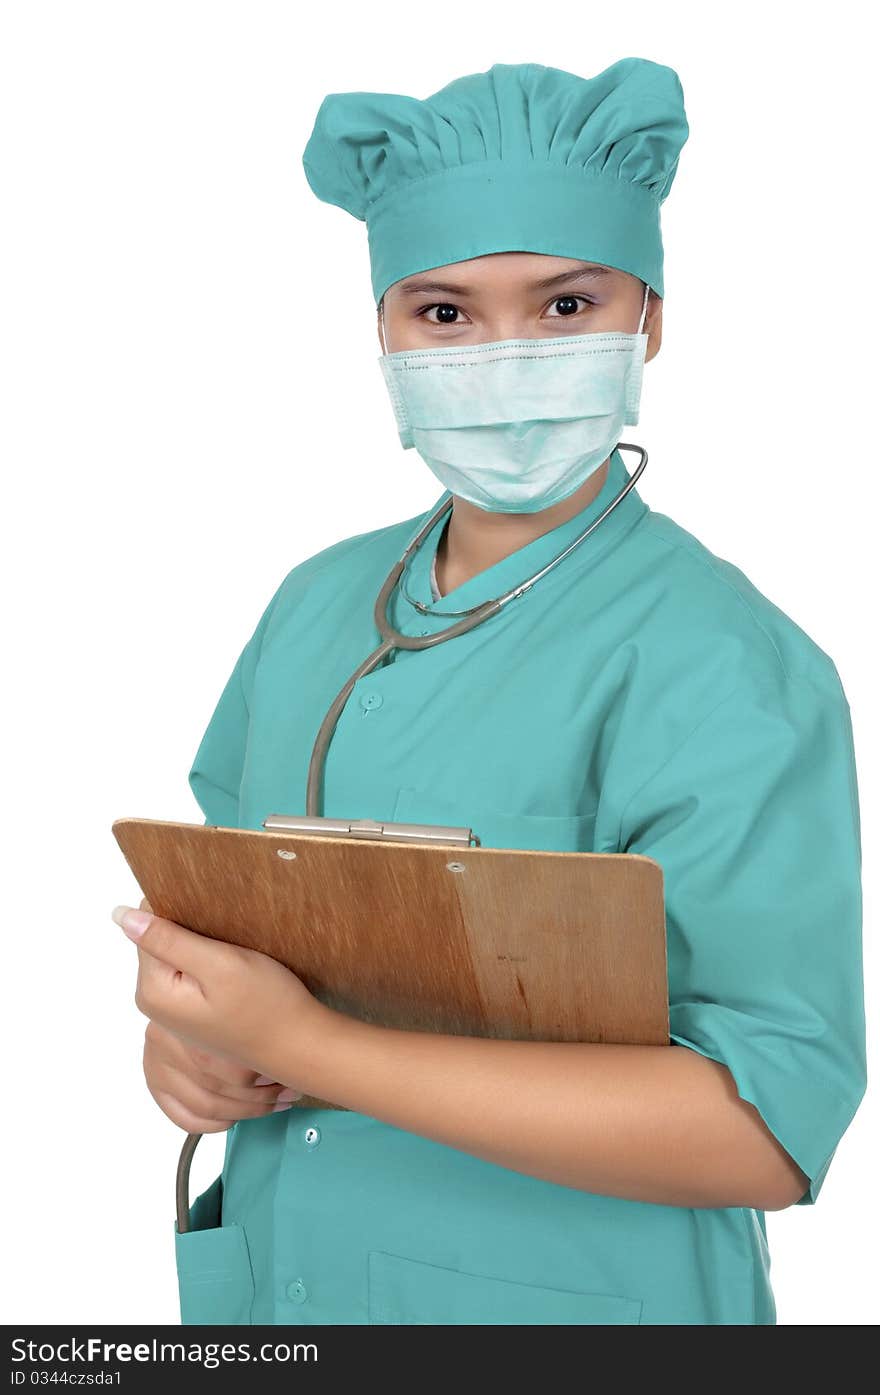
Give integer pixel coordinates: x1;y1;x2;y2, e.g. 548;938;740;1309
174;446;866;1326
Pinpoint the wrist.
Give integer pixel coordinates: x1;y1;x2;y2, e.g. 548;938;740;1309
278;995;365;1098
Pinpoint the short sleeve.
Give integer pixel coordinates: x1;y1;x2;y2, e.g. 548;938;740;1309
619;672;867;1206
188;582;284;828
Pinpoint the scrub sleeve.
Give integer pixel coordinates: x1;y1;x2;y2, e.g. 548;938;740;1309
620;669;866;1207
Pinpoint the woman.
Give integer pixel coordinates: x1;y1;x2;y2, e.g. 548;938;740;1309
117;58;867;1326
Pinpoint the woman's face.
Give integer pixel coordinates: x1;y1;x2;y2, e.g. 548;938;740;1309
378;251;662;360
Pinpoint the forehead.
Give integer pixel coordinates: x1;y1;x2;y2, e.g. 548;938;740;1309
392;252;625;297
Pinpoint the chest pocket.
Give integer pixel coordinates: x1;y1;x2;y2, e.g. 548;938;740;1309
368;1250;642;1325
391;787;597;852
174;1174;256;1326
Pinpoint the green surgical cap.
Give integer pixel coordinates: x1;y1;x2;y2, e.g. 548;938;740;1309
301;58;689;305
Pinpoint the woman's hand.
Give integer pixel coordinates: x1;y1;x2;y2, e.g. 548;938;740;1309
112;895;332;1090
143;1018;303;1134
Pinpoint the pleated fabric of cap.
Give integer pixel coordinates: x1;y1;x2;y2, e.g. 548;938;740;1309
301;58;689;306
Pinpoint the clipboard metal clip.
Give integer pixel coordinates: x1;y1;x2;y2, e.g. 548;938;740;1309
261;813;481;848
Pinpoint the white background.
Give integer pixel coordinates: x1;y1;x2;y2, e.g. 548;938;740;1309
2;1;876;1326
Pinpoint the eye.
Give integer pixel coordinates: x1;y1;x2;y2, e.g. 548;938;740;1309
545;295;596;317
418;303;465;324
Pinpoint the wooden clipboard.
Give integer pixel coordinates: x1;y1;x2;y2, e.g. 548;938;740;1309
112;816;670;1111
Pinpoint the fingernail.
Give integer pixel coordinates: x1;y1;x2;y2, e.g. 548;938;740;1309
276;1088;302;1104
112;905;152;940
272;1100;294;1111
254;1074;275;1086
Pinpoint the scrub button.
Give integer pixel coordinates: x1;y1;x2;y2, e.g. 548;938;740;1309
286;1279;308;1304
359;692;383;710
304;1126;321;1148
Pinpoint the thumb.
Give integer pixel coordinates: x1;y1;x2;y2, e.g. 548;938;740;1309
111;903;208;977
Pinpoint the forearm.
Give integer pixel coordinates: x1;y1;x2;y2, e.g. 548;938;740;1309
284;1008;808;1211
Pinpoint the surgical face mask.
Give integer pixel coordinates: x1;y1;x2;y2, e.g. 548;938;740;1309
377;281;650;514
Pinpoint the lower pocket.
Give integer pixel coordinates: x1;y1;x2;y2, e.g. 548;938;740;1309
174;1174;256;1325
368;1250;642;1325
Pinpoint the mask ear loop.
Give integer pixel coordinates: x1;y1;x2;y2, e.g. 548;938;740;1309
378;297;387;355
637;281;650;336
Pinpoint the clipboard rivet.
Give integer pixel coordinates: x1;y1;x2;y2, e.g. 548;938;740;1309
277;849;298;860
446;861;466;873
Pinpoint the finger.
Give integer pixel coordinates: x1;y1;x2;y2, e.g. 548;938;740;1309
112;903;221;981
195;1068;291;1103
134;941;199;1024
145;1023;281;1103
146;1021;250;1080
147;1084;237;1136
160;1063;295;1122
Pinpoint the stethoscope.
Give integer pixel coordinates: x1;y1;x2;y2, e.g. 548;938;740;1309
175;437;648;1231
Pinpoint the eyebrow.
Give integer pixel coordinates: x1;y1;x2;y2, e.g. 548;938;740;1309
396;263;613;296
